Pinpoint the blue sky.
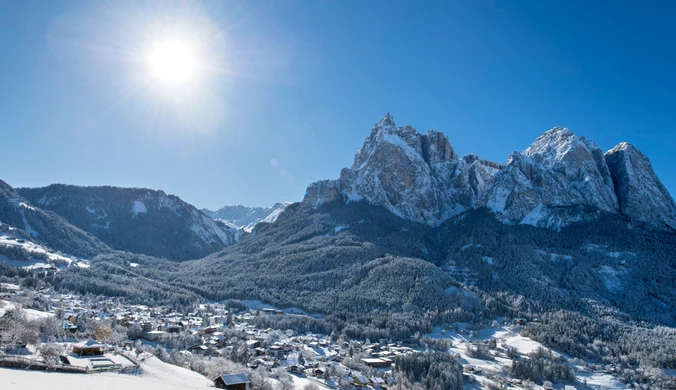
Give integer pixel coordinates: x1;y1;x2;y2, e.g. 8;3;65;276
1;0;675;209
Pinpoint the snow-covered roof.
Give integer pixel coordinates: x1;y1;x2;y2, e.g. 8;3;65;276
74;339;106;348
216;373;249;385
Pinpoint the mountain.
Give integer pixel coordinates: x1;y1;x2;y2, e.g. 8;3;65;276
53;115;676;324
0;180;109;257
605;142;676;230
202;202;292;232
18;185;241;261
305;113;676;230
35;115;676;387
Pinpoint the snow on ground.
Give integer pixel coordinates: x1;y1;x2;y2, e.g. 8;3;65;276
428;322;510;343
0;356;213;390
0;234;82;267
22;307;54;320
520;204;546;226
0;300;16;317
65;353;136;369
288;372;331;389
0;255;49;269
238;299;325;319
504;335;547;355
598;265;625;293
132;200;148;216
429;322;628;389
0;300;53;320
576;371;625;389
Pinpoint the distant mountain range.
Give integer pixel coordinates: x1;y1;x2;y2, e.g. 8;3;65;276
202;202;292;232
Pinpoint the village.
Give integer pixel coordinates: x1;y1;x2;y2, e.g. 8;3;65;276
0;282;419;389
0;281;631;390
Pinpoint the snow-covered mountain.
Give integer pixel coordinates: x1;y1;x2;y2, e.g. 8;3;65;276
0;180;109;257
304;113;676;230
202;202;292;232
18;185;241;261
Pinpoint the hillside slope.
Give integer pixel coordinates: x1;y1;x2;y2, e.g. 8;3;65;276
0;180;109;257
18;185;240;261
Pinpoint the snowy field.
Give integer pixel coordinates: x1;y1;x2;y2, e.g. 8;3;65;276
0;300;53;320
0;355;326;390
429;322;626;389
0;234;89;269
0;356;213;390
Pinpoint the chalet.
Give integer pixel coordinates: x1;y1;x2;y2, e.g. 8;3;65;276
165;324;182;333
188;344;209;355
246;340;261;348
144;330;168;341
214;373;249;390
72;339;106;356
268;345;283;357
361;357;393;368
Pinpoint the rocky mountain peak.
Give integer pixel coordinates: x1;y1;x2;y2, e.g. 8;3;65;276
304;114;674;231
605;142;676;229
521;127;619;214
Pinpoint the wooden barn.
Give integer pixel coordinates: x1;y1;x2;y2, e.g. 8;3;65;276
72;339;106;356
213;373;249;390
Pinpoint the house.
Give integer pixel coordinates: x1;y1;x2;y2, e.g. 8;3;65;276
62;321;77;333
72;339;106;356
361;357;393;368
141;322;153;332
144;330;168;341
188;344;209;355
165;324;182;333
353;375;371;386
246;340;261;348
268;345;284;358
214;373;249;390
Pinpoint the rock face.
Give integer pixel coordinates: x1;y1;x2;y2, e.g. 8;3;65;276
304;114;676;230
605;143;676;229
305;114;503;224
18;185;241;261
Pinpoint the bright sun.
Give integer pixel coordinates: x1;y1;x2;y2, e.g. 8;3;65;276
147;39;200;86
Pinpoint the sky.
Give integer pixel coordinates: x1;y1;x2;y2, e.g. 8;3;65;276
1;0;675;209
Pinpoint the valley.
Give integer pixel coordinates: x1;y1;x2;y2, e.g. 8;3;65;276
1;116;675;389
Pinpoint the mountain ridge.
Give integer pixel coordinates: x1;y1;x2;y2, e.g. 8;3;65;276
0;180;110;257
17;184;241;261
202;202;292;232
304;114;676;231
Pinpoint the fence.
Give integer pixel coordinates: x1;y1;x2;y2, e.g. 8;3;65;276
0;355;88;373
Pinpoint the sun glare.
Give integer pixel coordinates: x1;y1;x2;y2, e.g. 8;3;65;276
147;39;200;86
